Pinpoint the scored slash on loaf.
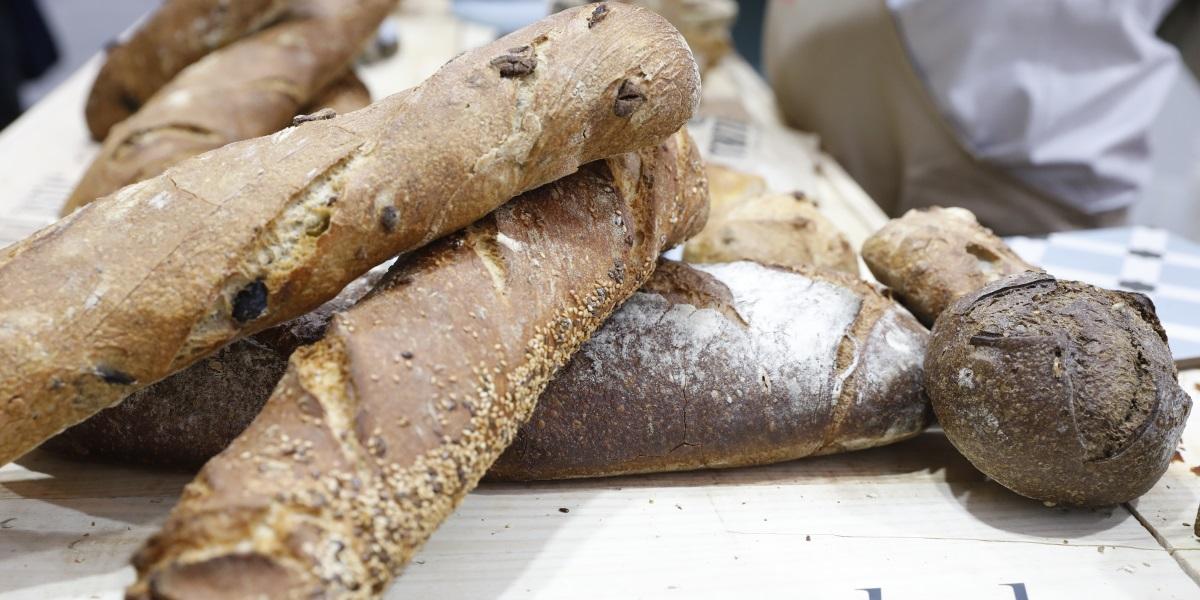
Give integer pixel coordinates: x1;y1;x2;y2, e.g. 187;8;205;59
128;130;709;598
0;3;701;467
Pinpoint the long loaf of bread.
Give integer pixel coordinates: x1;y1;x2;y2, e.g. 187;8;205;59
129;131;708;598
64;0;392;215
85;0;294;140
490;260;929;480
0;3;701;467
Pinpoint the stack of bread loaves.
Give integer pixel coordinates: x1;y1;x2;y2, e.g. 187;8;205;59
4;3;1188;598
64;0;391;215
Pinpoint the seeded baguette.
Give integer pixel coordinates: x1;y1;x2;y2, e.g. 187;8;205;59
86;0;294;140
64;0;392;215
129;131;708;598
0;3;701;467
862;206;1037;326
490;259;928;480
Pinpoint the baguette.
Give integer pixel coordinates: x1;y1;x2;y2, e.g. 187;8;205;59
64;0;392;215
490;260;928;480
0;3;701;467
861;206;1036;326
129;131;708;598
85;0;294;140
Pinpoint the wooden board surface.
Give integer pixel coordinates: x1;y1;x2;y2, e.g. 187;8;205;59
0;6;1197;600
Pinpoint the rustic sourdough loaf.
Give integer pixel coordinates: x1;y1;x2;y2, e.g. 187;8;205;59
862;207;1036;325
490;259;928;480
129;130;708;598
926;272;1191;506
0;3;701;467
86;0;295;140
64;0;392;215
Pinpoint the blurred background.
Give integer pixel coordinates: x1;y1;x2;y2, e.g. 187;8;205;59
2;0;1199;239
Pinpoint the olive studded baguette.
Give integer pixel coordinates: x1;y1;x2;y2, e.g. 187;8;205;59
0;3;701;467
85;0;295;140
129;130;709;598
490;260;929;480
64;0;393;215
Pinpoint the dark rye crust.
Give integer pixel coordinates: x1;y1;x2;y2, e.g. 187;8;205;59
925;272;1191;506
489;260;930;481
0;4;701;467
128;131;709;597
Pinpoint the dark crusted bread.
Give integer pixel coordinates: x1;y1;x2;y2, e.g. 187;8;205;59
925;272;1191;506
490;259;929;480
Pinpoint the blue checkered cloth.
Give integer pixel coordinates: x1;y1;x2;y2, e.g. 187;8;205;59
1006;227;1200;367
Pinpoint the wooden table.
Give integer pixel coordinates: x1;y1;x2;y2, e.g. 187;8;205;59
1;7;1198;600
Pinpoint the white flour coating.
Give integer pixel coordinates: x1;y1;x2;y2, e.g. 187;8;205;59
540;260;930;464
697;261;861;413
566;261;858;427
495;232;524;252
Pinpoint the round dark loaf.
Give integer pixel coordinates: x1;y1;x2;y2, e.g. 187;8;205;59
925;272;1191;506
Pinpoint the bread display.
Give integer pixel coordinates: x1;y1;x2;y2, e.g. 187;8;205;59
64;0;393;215
489;259;929;480
128;130;708;598
925;272;1191;506
862;207;1036;325
0;3;702;467
85;0;294;140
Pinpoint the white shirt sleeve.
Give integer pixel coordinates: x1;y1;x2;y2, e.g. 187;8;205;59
886;0;1181;214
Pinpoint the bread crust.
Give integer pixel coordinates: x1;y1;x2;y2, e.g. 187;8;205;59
42;262;388;468
925;272;1192;506
65;0;391;215
862;207;1036;326
489;260;929;480
85;0;295;140
0;3;701;467
128;131;708;598
685;189;858;275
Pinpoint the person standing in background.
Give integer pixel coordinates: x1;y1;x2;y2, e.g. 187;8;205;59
0;0;58;129
765;0;1184;235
